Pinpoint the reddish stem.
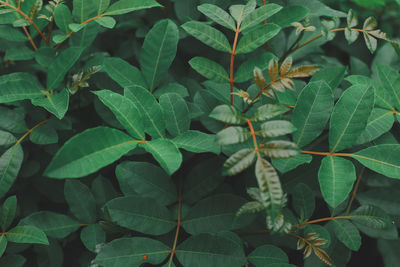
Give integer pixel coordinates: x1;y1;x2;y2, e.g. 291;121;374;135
15;119;48;146
167;176;182;266
293;216;351;228
346;167;365;214
22;26;37;50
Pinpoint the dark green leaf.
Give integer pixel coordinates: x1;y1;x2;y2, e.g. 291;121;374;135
0;145;23;199
356;108;394;145
31;89;70;120
350;205;393;229
292;183;315;220
64;180;97;223
269;6;309;28
0;72;44;103
104;57;147;88
248;245;291;267
159;93;190;137
104;0;161;15
6;225;49;245
80;224;106;252
54;4;72;33
0;195;17;231
332;220;361;251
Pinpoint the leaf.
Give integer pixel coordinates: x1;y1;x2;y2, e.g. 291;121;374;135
104;0;161;15
350;205;393;229
125;86;165;138
352;144;400;179
140;19;179;91
216;127;250;146
253;104;289;122
272;154;312;173
182;21;232;53
153;82;189;99
0;235;6;258
236;23;281;54
176;233;247;267
248;245;292;267
93;90;145;140
104;57;147;88
0;145;23;199
73;0;94;22
292;81;334;147
0;254;26;267
259;120;296;138
140;138;182;175
182;194;255;235
20;211;80;238
94;16;116;29
159;93;190;137
345;28;359;44
357;188;400;215
292;183;315;220
189;57;229;83
0;195;17;231
115;161;177;205
310;66;347;92
29;123;58;145
104;195;175;235
269;6;310;28
92;0;110;14
64;180;97;223
363;33;377;54
172;130;220;154
210;105;246;124
377;65;400;110
234;52;275;83
223;148;256;176
0;72;44;103
261;141;299;159
6;225;49;245
0;25;28;42
197;4;236;31
31;89;70;120
318;156;356;208
80;224;106;252
332;220;361;251
44;127;138;179
356;108;394;145
54;4;72;33
94;237;170;267
240;4;282;31
47;46;85;90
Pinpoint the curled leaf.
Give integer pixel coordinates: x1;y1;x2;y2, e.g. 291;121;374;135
286;65;320;78
313;247;334;266
269;59;279;81
280;57;292;76
253;67;266;88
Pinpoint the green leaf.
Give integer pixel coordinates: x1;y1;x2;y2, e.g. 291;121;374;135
197;4;236;31
80;224;106;252
0;235;6;258
20;211;80;238
125;86;165;138
104;0;161;15
94;237;170;267
64;180;97;223
350;205;393;229
115;161;177;205
318;156;356;208
292;183;315;220
47;46;85;90
377;65;400;110
292;81;334;147
0;254;26;267
0;145;23;199
94;16;116;29
31;89;70;120
92;0;110;14
261;141;299;159
223;148;256;176
310;66;347;92
352;144;400;179
269;5;309;28
105;195;175;235
6;225;49;245
271;154;312;173
253;104;289;122
29;123;58;145
182;194;255;235
378;239;400;266
290;0;346;17
176;233;247;267
0;195;16;231
182;21;231;53
236;23;281;54
54;4;72;33
332;220;361;251
91;175;119;206
159;93;190;137
216;127;250;145
0;25;28;42
356;108;394;145
172;130;220;154
363;33;377;54
93;90;145;140
0;72;44;103
5;46;34;61
234;52;275;83
229;1;256;24
189;57;229;83
240;4;282;31
140;138;182;175
153;82;189;99
259;120;296;138
73;0;94;22
357;188;400;215
44;126;138;179
140;19;179;91
210;105;246;124
248;245;291;267
104;57;147;88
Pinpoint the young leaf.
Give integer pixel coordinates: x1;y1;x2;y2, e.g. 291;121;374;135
94;16;116;29
240;4;282;31
253;104;289;122
104;0;161;16
0;73;44;103
363;33;377;54
94;237;170;267
329;84;374;152
318;156;356;208
0;195;17;231
0;145;23;199
140;19;179;91
248;245;291;267
64;180;97;223
104;57;147;88
259;120;296;138
159;93;190;137
234;52;275;83
292;81;333;147
197;4;236;31
44;127;138;179
140;138;182;175
172;130;220;154
350;205;392;229
93;90;145;140
332;220;361;251
236;23;281;54
261;141;299;159
6;226;48;245
182;21;232;53
216;126;250;145
105;195;175;235
347;9;358;28
189;57;229;83
209;105;246;124
31;89;70;120
223;148;256;176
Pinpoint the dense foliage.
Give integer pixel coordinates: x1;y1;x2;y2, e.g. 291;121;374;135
0;0;399;266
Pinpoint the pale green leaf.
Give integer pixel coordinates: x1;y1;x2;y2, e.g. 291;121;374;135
229;1;256;24
236;23;281;54
197;4;236;31
261;140;299;159
6;225;49;245
92;0;110;14
189;57;229;82
210;105;245;124
94;16;116;28
253;104;289;122
223;148;256;176
271;154;312;173
216;127;250;145
350;205;393;229
104;0;161;15
259;120;296;138
363;33;377;54
377;65;400;110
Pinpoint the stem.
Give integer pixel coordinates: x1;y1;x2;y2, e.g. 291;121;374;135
346;167;365;215
278;31;304;63
301;150;353;158
167;176;182;267
0;0;49;45
22;26;38;50
230;23;241;106
15;119;48;146
293;216;351;228
246;119;261;159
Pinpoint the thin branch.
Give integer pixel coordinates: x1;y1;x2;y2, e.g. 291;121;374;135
15;119;48;146
346;167;365;215
167;176;182;267
293;216;351;228
22;26;38;50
